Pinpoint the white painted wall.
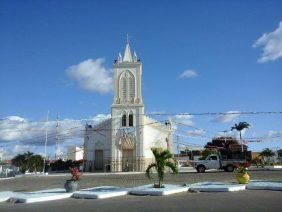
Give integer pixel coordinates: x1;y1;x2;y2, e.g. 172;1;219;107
143;116;173;159
85;120;112;161
67;146;84;161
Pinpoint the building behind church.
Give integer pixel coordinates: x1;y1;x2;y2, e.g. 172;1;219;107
84;40;174;172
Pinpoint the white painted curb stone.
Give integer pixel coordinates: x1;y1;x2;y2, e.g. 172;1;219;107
0;191;14;202
73;186;128;199
189;182;246;192
9;188;73;203
129;184;189;196
246;181;282;191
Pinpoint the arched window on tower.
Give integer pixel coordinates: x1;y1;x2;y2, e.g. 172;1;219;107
129;113;133;126
119;71;135;104
122;114;127;127
121;76;127;103
129;75;135;103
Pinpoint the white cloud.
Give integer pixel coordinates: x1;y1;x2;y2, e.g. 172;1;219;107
268;130;282;138
0;114;110;146
187;129;205;137
172;114;194;126
12;144;32;155
253;21;282;63
89;114;111;123
1;143;40;159
212;111;240;123
148;110;166;115
180;70;198;78
66;58;113;94
216;130;236;137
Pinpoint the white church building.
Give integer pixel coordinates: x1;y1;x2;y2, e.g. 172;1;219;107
84;40;174;172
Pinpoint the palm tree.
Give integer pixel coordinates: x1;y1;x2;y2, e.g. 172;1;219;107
231;122;251;140
24;151;34;172
259;148;275;165
146;148;178;188
11;151;36;173
12;154;27;173
231;122;250;152
28;155;44;172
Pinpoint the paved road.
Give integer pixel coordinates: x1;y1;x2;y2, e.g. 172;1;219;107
0;170;281;211
1;190;281;212
1;170;282;191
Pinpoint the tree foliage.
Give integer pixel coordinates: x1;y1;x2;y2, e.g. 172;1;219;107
146;148;178;188
50;159;80;171
199;149;217;160
205;137;239;148
11;152;44;173
259;148;275;165
204;136;251;160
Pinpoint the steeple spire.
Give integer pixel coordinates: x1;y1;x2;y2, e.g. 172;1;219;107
123;34;133;62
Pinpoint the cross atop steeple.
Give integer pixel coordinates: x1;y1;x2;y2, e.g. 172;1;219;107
126;33;130;44
123;34;133;62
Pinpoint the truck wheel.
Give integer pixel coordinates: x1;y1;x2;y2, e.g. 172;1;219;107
197;165;206;173
226;165;234;172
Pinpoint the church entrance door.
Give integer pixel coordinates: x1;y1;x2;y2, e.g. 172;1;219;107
122;149;134;171
94;150;103;170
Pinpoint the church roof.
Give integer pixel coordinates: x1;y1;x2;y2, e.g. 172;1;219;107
87;116;171;133
87;118;112;130
144;116;173;132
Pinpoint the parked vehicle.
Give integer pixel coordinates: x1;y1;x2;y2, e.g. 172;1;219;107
191;154;245;173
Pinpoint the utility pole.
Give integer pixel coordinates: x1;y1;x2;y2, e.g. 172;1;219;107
55;115;60;160
82;123;87;173
223;130;228;146
240;132;244;153
222;130;228;160
0;146;3;163
177;135;180;166
43;110;49;174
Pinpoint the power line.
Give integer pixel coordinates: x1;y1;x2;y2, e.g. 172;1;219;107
147;111;282;116
0;120;169;145
1;120;281;145
1;110;282;123
1;112;282;147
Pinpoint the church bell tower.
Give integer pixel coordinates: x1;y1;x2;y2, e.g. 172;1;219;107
110;38;145;171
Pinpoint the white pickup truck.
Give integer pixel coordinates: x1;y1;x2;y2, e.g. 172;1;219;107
191;154;245;173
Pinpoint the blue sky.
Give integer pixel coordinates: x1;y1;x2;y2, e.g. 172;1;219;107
0;0;282;158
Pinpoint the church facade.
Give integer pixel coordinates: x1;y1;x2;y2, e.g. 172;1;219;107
84;41;174;172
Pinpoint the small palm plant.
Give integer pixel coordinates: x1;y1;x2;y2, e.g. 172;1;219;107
146;148;178;188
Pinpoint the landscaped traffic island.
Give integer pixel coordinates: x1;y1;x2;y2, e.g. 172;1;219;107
0;180;281;204
129;184;189;196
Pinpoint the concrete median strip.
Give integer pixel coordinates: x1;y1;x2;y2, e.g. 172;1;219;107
0;191;14;202
189;182;246;192
2;180;282;204
9;188;73;203
246;181;282;191
129;184;189;196
73;186;128;199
